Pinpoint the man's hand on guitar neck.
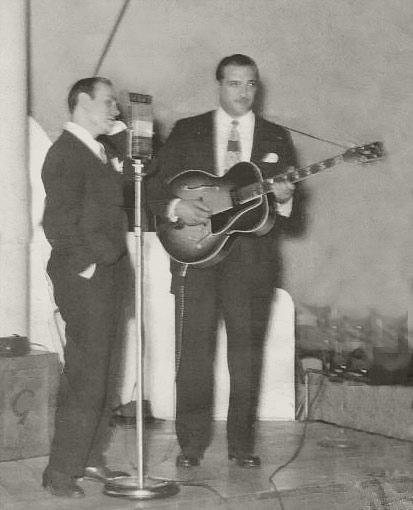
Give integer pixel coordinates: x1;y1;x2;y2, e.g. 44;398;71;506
270;177;295;205
173;198;212;226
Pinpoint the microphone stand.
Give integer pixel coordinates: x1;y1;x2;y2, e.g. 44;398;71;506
103;156;179;500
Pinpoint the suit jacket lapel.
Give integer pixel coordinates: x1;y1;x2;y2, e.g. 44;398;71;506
251;115;270;162
191;111;215;172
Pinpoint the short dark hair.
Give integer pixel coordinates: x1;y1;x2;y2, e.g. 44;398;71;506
215;54;259;81
67;77;112;114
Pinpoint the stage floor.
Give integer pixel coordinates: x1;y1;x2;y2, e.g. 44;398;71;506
1;420;413;509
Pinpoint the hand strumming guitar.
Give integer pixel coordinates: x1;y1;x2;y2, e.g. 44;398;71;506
175;198;212;226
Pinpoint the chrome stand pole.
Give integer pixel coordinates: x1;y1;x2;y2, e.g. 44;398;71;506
103;158;179;500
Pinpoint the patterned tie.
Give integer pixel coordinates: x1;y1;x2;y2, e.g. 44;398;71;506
224;120;241;172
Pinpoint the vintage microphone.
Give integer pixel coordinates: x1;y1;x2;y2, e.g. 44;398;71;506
103;93;179;500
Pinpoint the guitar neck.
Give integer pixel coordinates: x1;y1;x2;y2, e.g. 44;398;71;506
236;155;345;205
234;141;382;206
281;154;345;184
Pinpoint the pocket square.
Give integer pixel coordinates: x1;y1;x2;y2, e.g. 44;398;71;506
262;152;279;163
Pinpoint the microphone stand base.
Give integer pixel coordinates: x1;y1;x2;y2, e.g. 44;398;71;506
104;476;180;500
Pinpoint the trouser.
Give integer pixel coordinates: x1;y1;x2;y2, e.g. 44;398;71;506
46;252;128;476
174;258;273;457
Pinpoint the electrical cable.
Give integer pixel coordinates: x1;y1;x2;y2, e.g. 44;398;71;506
93;0;131;75
91;0;356;153
268;372;327;509
279;123;351;149
145;271;228;503
91;0;365;163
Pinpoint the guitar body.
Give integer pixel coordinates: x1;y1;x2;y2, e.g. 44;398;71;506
156;162;274;267
156;141;383;267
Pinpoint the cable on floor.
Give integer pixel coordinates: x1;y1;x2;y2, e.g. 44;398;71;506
268;372;327;509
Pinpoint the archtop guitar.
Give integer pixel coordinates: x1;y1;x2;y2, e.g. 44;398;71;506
156;142;383;267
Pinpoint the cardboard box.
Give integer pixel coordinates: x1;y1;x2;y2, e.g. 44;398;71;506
0;350;60;460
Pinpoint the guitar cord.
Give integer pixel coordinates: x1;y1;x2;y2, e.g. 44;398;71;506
146;269;330;508
175;263;188;374
148;262;228;503
267;373;327;510
278;123;351;150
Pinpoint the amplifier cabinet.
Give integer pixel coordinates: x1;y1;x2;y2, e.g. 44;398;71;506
0;350;60;461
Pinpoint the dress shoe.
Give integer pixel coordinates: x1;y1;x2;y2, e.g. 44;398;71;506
228;453;261;468
42;466;85;498
82;465;130;483
176;454;201;468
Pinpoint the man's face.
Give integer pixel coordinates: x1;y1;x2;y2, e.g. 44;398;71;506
218;64;258;118
84;82;119;137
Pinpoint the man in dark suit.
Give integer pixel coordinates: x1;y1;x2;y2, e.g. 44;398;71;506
146;54;296;468
41;77;130;497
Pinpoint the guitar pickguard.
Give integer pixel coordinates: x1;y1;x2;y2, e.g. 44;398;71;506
210;198;264;233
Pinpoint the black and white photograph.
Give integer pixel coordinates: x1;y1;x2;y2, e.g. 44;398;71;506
0;1;411;508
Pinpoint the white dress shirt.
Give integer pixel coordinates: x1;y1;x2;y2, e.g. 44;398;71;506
64;121;106;161
215;107;255;175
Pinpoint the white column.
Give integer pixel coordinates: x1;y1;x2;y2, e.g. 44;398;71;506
0;1;29;336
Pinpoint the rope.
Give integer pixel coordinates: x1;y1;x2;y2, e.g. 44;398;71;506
93;0;131;76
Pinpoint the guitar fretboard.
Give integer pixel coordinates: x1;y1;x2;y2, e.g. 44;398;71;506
282;155;345;184
233;140;383;206
235;155;344;205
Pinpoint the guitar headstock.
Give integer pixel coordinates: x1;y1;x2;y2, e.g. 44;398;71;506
343;142;384;164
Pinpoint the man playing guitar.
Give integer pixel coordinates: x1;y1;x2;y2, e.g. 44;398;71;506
146;54;296;469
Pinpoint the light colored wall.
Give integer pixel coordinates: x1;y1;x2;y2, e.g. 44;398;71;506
30;0;412;322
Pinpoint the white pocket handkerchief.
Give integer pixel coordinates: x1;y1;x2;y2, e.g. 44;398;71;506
262;152;279;163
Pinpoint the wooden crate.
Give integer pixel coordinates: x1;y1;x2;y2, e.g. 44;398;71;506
0;350;60;461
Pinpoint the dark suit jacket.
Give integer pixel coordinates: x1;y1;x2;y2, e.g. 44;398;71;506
42;130;128;274
146;110;297;294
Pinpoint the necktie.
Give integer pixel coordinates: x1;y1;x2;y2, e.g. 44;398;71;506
224;120;241;172
98;143;107;164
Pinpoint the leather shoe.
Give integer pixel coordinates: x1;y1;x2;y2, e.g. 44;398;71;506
42;467;85;498
82;465;130;483
176;454;201;468
228;453;261;468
